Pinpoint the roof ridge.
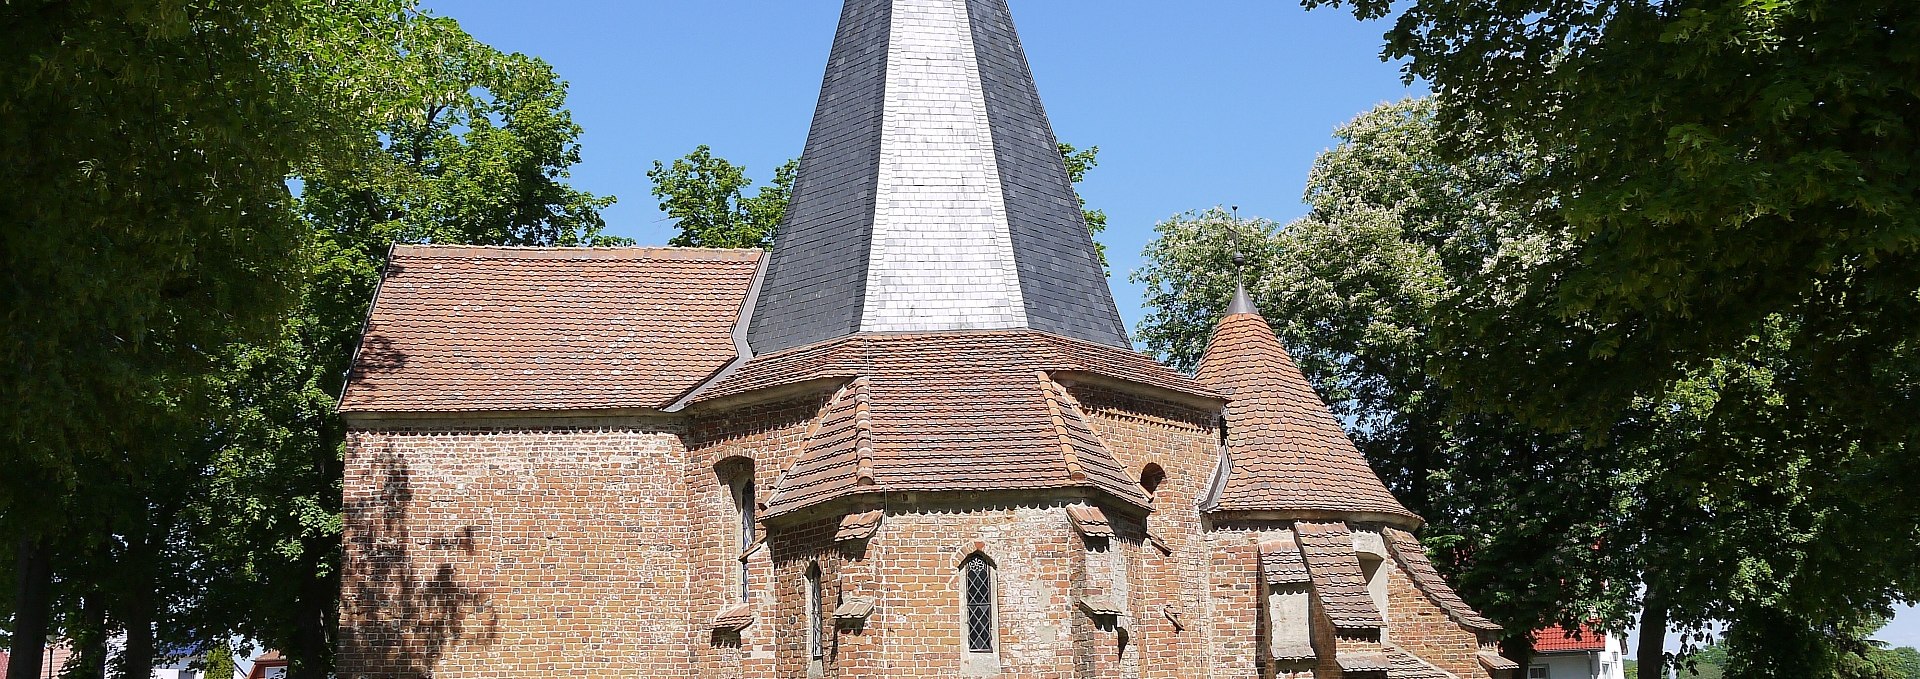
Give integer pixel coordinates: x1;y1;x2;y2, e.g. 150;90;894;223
391;244;763;261
1036;371;1088;482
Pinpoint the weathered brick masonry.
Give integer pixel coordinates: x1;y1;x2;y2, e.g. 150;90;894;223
334;0;1512;676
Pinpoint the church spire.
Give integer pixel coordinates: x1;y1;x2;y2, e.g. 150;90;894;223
744;0;1128;354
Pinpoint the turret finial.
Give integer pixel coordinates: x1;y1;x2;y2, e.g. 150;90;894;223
1226;205;1255;315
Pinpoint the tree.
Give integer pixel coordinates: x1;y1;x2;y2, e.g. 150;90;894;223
1135;97;1900;676
652;143;1109;258
196;14;622;678
1303;0;1920;662
0;1;410;677
648;146;795;249
1134;100;1630;665
1058;143;1110;271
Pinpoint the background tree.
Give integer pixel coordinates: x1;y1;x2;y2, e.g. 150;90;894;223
0;1;409;677
1297;1;1920;673
1134;100;1628;664
1134;97;1897;672
1058;143;1110;271
197;14;622;678
648;146;795;249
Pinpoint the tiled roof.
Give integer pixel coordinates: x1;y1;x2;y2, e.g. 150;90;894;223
1478;650;1520;671
1383;528;1502;632
833;597;875;621
1338;651;1393;673
1385;646;1458;679
712;603;754;632
835;509;884;542
1294;521;1385;632
1077;596;1124;617
1066;505;1113;538
1260;539;1310;585
1533;622;1609;652
1193;309;1420;525
714;331;1213;517
340;246;760;413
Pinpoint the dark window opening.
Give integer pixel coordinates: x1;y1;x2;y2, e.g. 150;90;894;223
1139;463;1166;498
964;557;995;652
806;562;824;660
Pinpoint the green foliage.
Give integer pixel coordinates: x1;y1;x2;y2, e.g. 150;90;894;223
190;13;621;675
0;0;403;528
649;146;794;249
1304;0;1920;652
1134;100;1627;647
1059;143;1109;271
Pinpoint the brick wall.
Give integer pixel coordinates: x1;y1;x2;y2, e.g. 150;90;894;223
338;420;694;679
337;381;1493;678
1069;385;1220;679
1384;559;1492;678
686;395;837;679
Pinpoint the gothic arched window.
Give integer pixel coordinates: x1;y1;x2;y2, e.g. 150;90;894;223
962;556;996;653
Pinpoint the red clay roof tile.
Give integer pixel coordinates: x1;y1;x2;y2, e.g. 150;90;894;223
1194;310;1419;525
730;332;1204;517
834;509;885;542
1260;539;1310;585
1066;505;1114;538
1295;521;1385;632
340;245;759;413
1384;646;1456;679
1532;622;1609;652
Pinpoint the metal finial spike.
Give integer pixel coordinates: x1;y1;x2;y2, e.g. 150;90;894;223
1227;281;1256;316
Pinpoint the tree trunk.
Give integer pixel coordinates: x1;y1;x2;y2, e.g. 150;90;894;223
118;592;155;679
284;550;336;679
72;593;109;679
6;536;53;679
1637;589;1668;679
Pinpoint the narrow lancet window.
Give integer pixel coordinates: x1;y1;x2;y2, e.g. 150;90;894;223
963;556;995;653
731;470;756;603
806;562;824;660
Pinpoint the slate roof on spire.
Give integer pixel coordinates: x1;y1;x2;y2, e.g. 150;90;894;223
1194;301;1421;525
744;0;1127;354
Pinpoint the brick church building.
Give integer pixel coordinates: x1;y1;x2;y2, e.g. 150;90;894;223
334;0;1517;676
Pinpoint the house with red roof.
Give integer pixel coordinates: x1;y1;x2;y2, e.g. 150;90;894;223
1528;624;1628;679
332;0;1516;676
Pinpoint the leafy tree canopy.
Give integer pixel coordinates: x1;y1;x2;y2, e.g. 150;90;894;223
648;146;795;249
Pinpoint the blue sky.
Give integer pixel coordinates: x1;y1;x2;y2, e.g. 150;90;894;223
422;0;1915;656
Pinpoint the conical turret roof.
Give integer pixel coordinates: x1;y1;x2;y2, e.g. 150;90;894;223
1195;286;1421;527
744;0;1128;354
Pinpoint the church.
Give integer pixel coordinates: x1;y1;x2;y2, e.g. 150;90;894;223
334;0;1516;677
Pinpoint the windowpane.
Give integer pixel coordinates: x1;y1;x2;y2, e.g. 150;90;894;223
807;564;823;660
739;481;756;547
964;558;993;652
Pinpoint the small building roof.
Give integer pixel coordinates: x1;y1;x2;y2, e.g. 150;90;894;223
1194;302;1421;526
1295;521;1386;632
339;245;759;414
1533;622;1610;652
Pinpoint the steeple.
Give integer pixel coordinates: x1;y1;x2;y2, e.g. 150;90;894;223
744;0;1129;354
